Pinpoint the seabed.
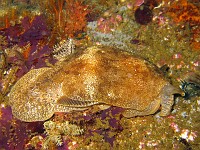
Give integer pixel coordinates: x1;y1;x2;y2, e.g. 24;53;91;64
0;0;200;149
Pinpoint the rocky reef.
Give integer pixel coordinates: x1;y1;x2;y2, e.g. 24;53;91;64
0;0;200;149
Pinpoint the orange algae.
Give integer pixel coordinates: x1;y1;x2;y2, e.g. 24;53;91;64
168;0;200;24
0;7;18;29
48;0;65;29
167;0;200;50
64;0;90;37
45;0;89;43
22;44;31;60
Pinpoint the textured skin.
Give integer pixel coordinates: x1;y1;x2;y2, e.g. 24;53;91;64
9;46;179;122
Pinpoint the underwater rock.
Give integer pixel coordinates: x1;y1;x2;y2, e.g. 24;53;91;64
9;46;182;122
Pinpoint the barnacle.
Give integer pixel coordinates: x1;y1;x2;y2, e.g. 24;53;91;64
52;38;75;61
43;120;83;149
43;134;63;149
44;120;84;136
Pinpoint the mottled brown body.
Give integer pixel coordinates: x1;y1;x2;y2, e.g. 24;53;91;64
9;46;181;122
